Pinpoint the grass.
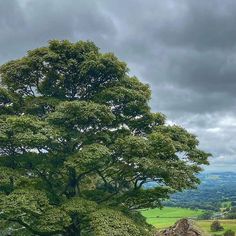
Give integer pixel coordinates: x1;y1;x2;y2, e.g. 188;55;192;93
141;207;236;235
140;207;204;229
197;220;236;236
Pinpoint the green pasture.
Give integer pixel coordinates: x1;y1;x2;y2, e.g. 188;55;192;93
141;207;204;229
197;220;236;236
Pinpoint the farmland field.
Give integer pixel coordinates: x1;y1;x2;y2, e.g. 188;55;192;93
140;207;204;229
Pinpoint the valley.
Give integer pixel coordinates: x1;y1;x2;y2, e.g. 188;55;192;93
143;172;236;235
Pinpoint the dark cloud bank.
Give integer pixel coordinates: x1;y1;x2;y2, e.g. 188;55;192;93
1;0;236;171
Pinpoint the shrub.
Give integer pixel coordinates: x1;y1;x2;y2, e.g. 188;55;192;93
224;229;235;236
210;220;224;232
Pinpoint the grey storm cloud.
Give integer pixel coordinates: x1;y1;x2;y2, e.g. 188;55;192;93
1;0;236;171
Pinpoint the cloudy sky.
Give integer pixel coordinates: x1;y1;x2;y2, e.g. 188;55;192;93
1;0;236;172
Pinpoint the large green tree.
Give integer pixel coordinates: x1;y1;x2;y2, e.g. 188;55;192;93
0;40;210;235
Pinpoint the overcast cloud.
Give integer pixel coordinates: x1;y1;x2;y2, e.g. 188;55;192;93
1;0;236;172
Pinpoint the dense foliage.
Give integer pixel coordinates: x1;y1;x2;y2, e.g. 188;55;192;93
0;40;210;235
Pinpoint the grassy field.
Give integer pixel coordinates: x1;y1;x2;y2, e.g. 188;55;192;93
140;207;204;229
197;220;236;236
141;207;236;235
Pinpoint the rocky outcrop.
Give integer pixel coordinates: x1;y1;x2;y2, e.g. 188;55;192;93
156;218;203;236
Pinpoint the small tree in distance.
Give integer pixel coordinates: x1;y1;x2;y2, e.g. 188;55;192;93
211;220;224;232
0;40;211;235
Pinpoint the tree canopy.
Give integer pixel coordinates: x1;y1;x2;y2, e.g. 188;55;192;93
0;40;210;235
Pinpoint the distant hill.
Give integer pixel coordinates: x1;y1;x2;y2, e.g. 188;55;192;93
164;172;236;211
